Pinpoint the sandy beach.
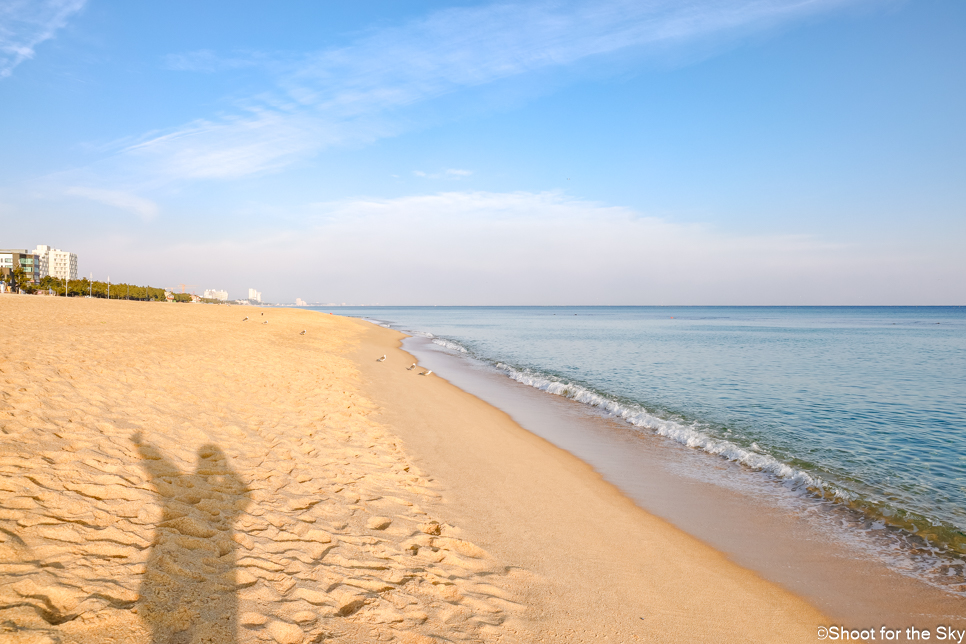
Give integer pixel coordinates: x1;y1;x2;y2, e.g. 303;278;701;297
0;297;826;643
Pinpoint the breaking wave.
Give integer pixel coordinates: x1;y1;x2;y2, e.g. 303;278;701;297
492;361;856;499
423;333;966;594
430;335;845;497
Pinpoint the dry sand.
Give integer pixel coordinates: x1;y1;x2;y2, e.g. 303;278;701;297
0;297;826;643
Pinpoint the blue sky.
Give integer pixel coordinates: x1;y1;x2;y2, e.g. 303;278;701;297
1;0;963;304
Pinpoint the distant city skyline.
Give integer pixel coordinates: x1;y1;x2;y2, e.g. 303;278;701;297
1;1;964;304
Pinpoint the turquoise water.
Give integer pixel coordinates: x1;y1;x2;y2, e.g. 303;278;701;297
309;306;966;554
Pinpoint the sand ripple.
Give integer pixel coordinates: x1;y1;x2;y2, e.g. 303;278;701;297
0;299;522;643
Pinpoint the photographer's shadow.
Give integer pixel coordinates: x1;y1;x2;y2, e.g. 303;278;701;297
133;432;251;644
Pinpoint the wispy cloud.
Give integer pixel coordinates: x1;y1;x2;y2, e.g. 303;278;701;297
66;186;160;221
162;49;270;73
11;189;959;304
107;190;949;305
413;168;473;179
0;0;85;78
110;0;858;184
289;190;947;304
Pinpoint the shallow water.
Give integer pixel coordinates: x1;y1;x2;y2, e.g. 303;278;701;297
305;306;966;588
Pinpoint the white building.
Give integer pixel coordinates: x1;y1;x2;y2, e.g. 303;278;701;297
295;298;307;306
204;289;229;301
248;288;262;303
33;245;77;280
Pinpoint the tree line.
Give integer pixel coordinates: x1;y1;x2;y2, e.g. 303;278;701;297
15;273;169;301
3;270;229;303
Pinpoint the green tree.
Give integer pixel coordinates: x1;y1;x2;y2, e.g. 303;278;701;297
26;274;177;301
10;266;27;292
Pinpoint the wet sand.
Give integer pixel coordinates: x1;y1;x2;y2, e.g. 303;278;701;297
1;297;824;642
398;335;966;631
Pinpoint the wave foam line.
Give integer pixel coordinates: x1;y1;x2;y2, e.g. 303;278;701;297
429;337;853;499
431;337;467;352
496;361;849;495
429;337;966;594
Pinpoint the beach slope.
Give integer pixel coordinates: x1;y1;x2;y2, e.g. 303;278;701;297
0;298;824;643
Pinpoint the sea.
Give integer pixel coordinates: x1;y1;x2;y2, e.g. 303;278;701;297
303;305;966;597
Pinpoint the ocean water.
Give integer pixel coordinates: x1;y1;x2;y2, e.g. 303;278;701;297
307;306;966;583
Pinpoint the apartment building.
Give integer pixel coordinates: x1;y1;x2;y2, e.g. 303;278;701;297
248;288;262;303
204;289;229;301
0;249;42;284
33;245;78;281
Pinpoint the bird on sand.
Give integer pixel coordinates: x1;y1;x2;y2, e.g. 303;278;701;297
419;370;433;376
242;316;249;321
262;321;268;324
376;355;387;362
407;363;417;370
299;330;306;335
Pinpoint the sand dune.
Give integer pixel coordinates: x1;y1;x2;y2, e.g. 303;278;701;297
0;298;524;643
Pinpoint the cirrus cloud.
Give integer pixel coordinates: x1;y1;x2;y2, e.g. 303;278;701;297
66;186;160;221
0;0;85;78
101;0;865;185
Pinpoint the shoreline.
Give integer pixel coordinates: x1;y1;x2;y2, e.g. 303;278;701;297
349;316;828;641
303;304;966;561
3;297;957;642
393;332;966;628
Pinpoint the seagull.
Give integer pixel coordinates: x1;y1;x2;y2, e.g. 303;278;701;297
262;321;268;324
376;355;387;362
419;370;433;376
299;330;306;335
407;363;417;370
242;316;249;321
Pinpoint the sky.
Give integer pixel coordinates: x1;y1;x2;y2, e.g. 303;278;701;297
0;0;963;304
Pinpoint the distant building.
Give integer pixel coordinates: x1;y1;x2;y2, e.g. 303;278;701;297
0;249;42;285
33;247;48;276
33;245;77;281
295;298;307;306
204;289;229;301
248;288;262;303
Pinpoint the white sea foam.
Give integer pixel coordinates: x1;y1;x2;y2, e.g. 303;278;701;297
422;333;965;596
431;337;467;353
428;334;854;499
501;367;966;596
490;361;860;501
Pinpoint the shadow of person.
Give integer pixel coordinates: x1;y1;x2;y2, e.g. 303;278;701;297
133;432;251;644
